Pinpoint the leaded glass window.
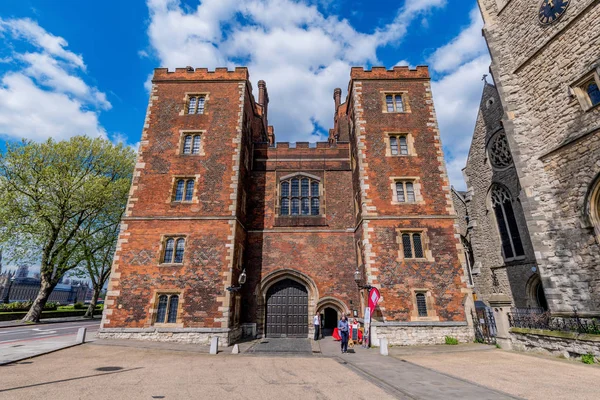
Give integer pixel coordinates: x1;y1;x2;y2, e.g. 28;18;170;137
156;295;168;323
402;234;412;258
187;95;206;114
163;237;185;264
491;185;524;260
163;238;174;263
413;234;423;258
184;180;194;201
586;80;600;107
174;238;185;263
489;133;513;169
174;179;194;202
389;135;408;156
192;135;201;154
401;232;426;259
416;293;428;317
279;175;321;216
385;94;404;112
155;294;180;324
399;136;408;155
167;295;179;323
395;181;416;203
175;179;185;201
390;136;398;155
187;97;197;114
183;135;192;154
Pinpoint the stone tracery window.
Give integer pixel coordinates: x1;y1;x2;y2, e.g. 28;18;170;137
488;133;513;169
280;175;320;216
491;185;524;260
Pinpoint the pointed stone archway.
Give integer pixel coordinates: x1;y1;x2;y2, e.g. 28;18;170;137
257;269;319;338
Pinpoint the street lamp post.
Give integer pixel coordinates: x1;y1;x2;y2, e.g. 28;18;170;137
2;276;16;304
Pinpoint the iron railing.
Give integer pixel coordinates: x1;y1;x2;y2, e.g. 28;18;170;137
508;308;600;335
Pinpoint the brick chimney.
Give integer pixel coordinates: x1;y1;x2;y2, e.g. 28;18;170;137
333;88;341;113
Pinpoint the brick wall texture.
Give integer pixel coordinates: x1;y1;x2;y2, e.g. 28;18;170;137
99;65;472;345
477;0;600;316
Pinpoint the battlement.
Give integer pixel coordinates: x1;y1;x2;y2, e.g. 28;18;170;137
153;67;250;82
253;142;350;171
350;66;429;80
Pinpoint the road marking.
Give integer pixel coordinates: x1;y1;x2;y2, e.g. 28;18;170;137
0;322;100;335
0;329;99;345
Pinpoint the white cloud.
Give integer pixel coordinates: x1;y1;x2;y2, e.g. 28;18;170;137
0;73;106;141
0;18;111;142
427;7;486;73
0;18;85;69
144;0;484;189
145;0;446;140
428;6;490;190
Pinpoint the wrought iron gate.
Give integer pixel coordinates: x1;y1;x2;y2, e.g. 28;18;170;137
472;308;497;345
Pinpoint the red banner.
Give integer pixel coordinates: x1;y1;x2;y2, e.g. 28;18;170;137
368;287;380;317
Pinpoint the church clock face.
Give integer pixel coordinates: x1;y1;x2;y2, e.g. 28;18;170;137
538;0;570;25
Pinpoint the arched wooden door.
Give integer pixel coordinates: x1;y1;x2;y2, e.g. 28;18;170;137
266;279;308;337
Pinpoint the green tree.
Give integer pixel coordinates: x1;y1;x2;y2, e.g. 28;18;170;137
0;136;135;322
75;215;121;318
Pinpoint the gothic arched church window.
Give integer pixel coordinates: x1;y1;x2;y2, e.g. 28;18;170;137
280;175;320;216
491;185;524;260
488;133;513;169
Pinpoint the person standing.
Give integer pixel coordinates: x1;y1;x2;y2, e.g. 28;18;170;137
313;311;321;340
338;314;349;353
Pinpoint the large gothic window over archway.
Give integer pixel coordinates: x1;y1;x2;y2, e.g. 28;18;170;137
489;133;513;169
280;175;320;216
491;185;524;260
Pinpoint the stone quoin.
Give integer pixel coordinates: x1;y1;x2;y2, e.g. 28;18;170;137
98;66;474;346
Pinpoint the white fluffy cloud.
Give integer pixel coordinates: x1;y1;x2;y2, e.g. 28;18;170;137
145;0;446;142
0;18;109;141
429;7;490;190
144;0;485;189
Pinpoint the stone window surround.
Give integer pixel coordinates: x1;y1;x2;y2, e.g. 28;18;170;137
177;130;206;156
179;92;210;116
168;175;200;204
380;91;411;114
587;175;600;243
158;234;187;266
570;68;600;112
486;131;514;171
275;172;324;217
384;132;417;157
488;185;526;262
395;228;434;262
409;288;439;322
148;289;184;328
390;176;424;205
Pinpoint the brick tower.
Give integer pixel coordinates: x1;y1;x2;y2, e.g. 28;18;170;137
99;66;473;346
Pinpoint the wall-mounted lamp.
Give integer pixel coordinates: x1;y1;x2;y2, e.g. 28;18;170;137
226;269;247;292
354;268;372;290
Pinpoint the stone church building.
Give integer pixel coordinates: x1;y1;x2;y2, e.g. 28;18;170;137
98;66;474;346
457;0;600;316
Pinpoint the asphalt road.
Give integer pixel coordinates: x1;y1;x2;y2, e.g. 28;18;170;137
0;320;100;345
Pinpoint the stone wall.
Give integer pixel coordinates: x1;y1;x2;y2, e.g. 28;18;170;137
373;322;473;346
98;327;234;347
510;328;600;361
460;83;539;308
478;0;600;315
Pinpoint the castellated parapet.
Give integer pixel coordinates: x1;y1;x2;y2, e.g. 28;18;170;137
99;64;473;346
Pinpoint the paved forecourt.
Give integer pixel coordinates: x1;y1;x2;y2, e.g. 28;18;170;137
0;342;398;400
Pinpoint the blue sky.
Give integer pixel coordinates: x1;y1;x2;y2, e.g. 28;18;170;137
0;0;490;192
